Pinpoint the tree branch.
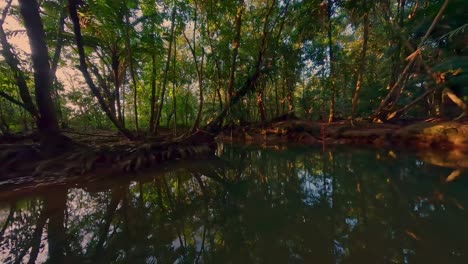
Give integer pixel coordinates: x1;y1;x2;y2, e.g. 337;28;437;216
0;0;13;27
68;0;135;140
373;0;450;120
0;5;39;118
0;91;28;109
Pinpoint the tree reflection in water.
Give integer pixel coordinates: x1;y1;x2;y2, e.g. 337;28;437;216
1;145;467;263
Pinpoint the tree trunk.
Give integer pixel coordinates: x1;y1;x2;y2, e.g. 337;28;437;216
0;103;10;135
154;3;177;134
112;51;123;123
257;87;266;122
49;5;66;124
207;0;280;131
122;74;126;127
172;34;177;135
275;80;280;117
19;0;71;149
69;0;136;140
327;0;336;123
0;0;38;119
287;76;295;114
185;0;204;133
206;25;224;111
149;53;157;131
351;7;369;118
89;61;117;116
192;52;204;132
124;10;139;131
373;0;449;120
227;0;244;102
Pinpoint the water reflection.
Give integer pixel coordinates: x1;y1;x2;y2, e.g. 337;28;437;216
1;145;467;263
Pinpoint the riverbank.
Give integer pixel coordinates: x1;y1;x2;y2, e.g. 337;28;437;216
217;118;468;152
0;130;216;180
1;118;467;181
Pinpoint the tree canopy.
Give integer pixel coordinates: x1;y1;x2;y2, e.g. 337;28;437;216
0;0;467;140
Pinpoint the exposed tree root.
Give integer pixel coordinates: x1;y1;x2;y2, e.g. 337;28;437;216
0;130;216;180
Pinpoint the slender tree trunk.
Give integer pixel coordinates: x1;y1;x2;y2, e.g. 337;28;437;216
287;76;295;114
185;0;204;133
89;60;117;116
206;25;224;111
387;0;405;104
373;0;449;120
49;5;66;124
275;80;279;117
206;0;275;131
149;53;157;131
0;0;39;119
227;0;245;102
351;7;369;118
69;0;135;140
124;11;139;131
112;51;123;123
122;76;126;126
155;3;176;134
172;34;177;135
327;0;336;123
257;85;266;122
192;52;204;132
282;76;286;114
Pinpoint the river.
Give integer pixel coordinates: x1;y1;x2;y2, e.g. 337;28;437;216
0;144;467;263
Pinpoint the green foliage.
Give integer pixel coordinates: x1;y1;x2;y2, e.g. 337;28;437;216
1;0;466;134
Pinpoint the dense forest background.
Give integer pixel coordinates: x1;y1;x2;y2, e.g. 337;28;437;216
0;0;466;142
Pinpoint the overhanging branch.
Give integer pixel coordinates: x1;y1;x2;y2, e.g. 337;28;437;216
0;91;27;110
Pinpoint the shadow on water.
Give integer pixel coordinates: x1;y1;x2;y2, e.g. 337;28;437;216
0;144;468;263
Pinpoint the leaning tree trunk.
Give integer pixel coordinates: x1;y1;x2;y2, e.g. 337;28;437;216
206;0;276;132
373;0;449;121
351;6;369;118
69;0;136;140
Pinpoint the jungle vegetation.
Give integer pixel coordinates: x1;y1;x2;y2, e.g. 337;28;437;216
0;0;467;149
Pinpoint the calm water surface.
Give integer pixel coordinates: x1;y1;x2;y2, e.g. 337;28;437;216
0;144;468;263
